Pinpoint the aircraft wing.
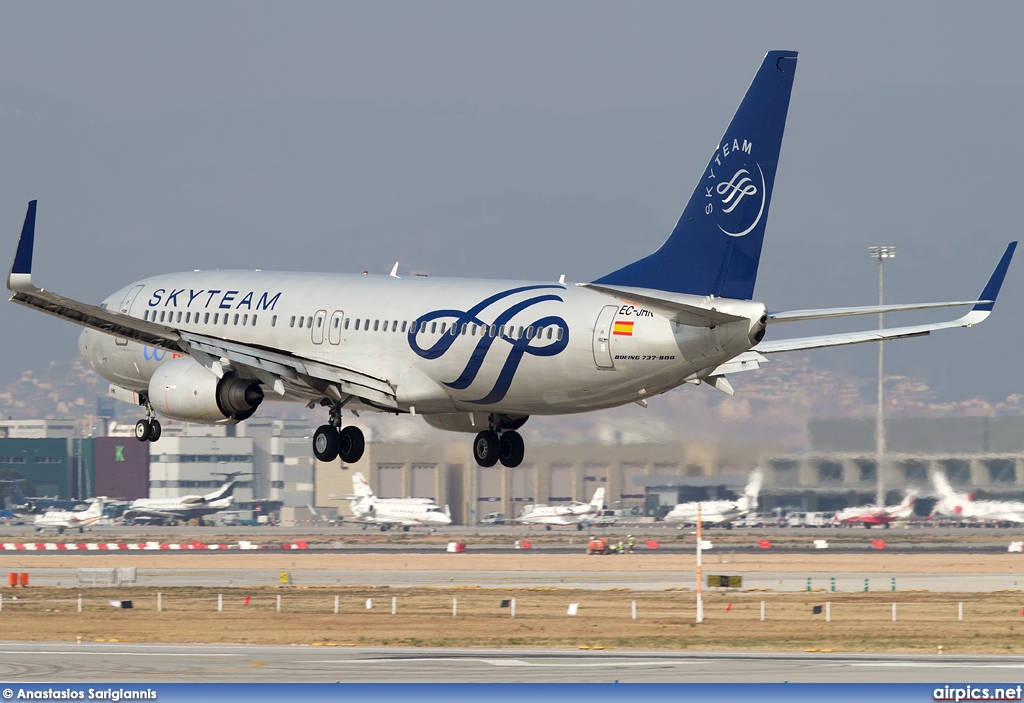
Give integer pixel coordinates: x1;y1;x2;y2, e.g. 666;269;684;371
7;201;399;411
755;243;1016;355
179;332;397;409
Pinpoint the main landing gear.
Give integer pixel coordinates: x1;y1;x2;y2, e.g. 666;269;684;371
472;415;527;468
312;403;365;464
134;398;162;443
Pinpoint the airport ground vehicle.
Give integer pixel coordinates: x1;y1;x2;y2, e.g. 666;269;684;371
480;512;505;525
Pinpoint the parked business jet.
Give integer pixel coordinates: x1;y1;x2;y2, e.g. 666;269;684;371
516;486;606;530
122;472;245;524
834;492;917;527
7;51;1015;471
931;471;1024;524
34;497;105;534
344;471;451;531
664;469;763;527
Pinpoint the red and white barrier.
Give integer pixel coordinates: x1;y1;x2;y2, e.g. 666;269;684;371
0;541;309;551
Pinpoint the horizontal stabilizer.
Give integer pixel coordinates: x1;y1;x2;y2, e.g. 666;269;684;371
579;283;746;327
768;300;986;324
757;243;1016;354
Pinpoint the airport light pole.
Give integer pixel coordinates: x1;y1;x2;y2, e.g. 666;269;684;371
869;245;896;507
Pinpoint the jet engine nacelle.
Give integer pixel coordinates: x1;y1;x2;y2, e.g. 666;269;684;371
148;357;264;424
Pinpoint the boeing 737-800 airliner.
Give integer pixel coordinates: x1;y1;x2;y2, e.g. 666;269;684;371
6;51;1015;471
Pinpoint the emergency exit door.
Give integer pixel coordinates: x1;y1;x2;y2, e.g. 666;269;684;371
115;284;145;346
592;305;617;369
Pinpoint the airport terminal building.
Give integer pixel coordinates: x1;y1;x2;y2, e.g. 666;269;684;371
5;415;1024;523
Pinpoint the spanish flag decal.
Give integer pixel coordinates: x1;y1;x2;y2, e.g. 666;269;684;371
612;320;634;336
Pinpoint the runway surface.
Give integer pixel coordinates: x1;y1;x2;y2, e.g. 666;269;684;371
1;641;1022;683
16;566;1024;592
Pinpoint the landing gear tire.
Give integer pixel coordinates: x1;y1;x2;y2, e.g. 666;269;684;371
313;425;340;462
338;426;365;464
147;419;162;442
473;431;500;467
499;431;525;468
134;420;150;443
545;525;552;531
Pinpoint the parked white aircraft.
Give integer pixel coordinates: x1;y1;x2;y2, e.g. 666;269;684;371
6;51;1015;473
834;492;917;527
122;472;243;524
931;471;1024;524
664;470;763;526
516;487;606;530
345;472;451;531
34;497;105;534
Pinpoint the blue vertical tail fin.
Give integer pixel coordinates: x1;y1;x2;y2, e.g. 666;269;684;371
593;50;797;300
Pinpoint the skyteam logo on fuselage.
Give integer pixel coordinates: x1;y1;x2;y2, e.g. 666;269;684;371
147;288;282;310
703;136;765;238
409;285;569;405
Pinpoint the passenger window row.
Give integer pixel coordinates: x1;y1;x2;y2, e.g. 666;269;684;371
287;316;563;341
140;307;563;342
143;309;275;327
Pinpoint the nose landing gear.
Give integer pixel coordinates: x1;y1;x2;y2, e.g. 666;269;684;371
473;415;526;468
313;403;365;463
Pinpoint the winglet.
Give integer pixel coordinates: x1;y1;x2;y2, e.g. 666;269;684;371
972;241;1016;312
8;200;38;293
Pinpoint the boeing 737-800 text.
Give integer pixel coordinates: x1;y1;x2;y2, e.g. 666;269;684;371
6;51;1015;470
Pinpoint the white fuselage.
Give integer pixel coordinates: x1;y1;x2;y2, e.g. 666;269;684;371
932;496;1024;523
34;500;104;531
350;497;452;527
663;500;748;526
517;503;599;526
77;271;764;421
125;496;234;521
835;501;915;525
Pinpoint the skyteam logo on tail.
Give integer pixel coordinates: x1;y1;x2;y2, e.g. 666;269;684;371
409;285;569;405
705;137;765;238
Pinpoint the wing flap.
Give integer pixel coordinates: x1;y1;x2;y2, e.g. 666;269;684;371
180;333;398;409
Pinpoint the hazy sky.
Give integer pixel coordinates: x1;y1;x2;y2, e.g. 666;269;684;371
1;2;1022;405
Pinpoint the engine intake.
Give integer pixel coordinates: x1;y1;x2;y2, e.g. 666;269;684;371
148;357;264;424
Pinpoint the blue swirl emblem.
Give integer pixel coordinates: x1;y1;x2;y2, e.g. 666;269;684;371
408;285;569;405
142;346;167;361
